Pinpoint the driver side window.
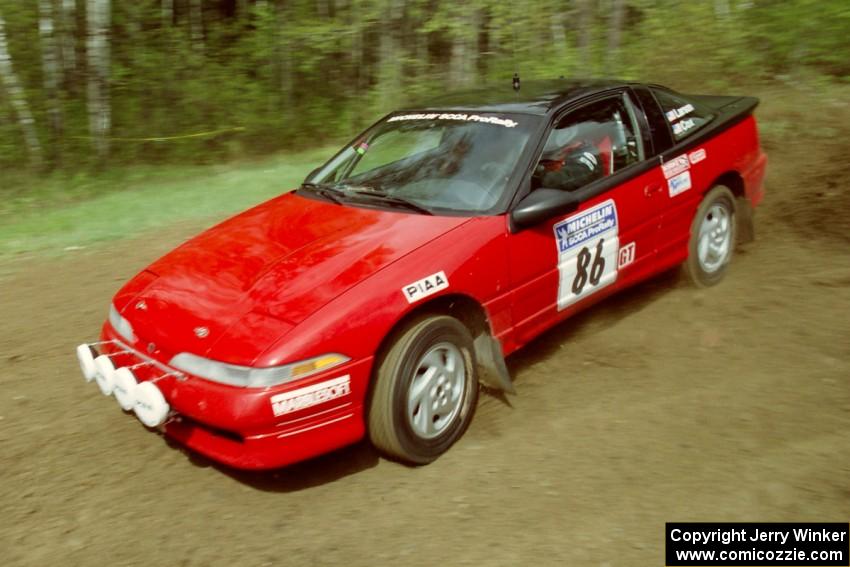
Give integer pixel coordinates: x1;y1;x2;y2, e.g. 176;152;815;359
534;95;643;192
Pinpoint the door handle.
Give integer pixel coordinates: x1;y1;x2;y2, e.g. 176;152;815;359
644;184;663;197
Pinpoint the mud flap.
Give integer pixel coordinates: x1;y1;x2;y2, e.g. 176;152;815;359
736;196;755;244
473;333;515;394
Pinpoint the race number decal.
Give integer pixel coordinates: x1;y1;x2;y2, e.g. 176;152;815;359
553;200;619;310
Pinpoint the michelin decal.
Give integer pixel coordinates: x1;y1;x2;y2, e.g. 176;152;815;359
553;200;620;310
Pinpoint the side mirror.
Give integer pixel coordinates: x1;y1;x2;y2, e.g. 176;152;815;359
511;189;580;229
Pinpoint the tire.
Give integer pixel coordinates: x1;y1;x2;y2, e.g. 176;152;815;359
684;185;737;287
368;314;479;465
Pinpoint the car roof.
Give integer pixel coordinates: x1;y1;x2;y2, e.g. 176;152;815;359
403;79;633;116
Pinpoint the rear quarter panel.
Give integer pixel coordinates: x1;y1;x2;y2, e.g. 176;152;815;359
656;115;765;271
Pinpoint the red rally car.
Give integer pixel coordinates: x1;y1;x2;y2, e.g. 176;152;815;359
76;79;767;469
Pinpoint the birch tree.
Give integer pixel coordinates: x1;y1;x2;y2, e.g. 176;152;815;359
86;0;110;161
605;0;625;72
61;0;76;79
377;0;404;107
40;0;63;160
577;0;593;74
0;14;43;168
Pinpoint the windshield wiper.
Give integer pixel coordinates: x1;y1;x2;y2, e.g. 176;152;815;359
299;182;345;205
344;187;434;215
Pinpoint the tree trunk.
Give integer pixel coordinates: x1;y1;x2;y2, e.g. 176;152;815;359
61;0;77;79
0;14;43;168
577;0;593;74
551;13;568;65
377;0;403;107
605;0;625;72
276;1;292;112
86;0;111;161
189;0;204;52
162;0;173;27
351;0;365;91
714;0;731;18
449;7;479;89
40;0;63;163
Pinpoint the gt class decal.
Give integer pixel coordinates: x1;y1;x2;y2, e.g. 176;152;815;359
402;271;449;304
271;375;351;417
618;242;636;268
553;200;619;310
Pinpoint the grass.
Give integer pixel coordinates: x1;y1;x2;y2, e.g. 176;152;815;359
0;147;333;258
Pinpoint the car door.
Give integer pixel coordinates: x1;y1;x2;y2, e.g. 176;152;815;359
506;92;668;345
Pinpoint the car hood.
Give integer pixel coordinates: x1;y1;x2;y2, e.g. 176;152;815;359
123;192;469;358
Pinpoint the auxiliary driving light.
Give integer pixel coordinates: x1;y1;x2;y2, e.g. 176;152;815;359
133;381;169;428
76;344;97;382
113;367;139;411
93;355;116;396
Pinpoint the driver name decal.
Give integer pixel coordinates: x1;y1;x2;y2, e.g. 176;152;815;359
402;271;449;304
553;200;619;310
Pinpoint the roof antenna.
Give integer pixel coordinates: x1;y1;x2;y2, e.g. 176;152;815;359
512;73;520;92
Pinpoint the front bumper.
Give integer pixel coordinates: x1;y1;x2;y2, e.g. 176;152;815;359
96;323;372;470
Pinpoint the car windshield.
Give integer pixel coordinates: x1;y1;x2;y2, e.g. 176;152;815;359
305;111;539;214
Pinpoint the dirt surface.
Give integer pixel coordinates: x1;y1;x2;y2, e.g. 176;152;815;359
1;84;849;566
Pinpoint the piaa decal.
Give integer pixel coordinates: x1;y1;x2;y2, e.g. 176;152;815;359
402;271;449;304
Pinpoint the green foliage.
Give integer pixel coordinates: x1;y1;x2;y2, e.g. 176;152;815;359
0;146;334;257
0;0;847;177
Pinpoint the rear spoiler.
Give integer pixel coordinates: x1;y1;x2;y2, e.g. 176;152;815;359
659;94;760;160
687;93;760;119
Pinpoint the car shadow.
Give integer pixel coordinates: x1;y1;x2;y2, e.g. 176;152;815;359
500;267;682;386
167;437;382;492
177;268;682;492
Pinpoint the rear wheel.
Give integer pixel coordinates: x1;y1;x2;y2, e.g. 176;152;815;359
368;314;478;465
684;185;737;287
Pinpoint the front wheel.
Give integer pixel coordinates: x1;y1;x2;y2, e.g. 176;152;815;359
684;185;737;287
368;314;479;465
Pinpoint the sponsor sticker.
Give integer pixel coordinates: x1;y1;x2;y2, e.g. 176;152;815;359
402;271;449;304
553;200;619;310
668;171;692;197
672;118;696;136
270;375;351;417
689;148;707;164
666;103;694;123
618;242;636;268
662;155;690;179
387;113;518;129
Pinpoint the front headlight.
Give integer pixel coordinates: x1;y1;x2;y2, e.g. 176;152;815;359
109;303;136;343
168;352;350;388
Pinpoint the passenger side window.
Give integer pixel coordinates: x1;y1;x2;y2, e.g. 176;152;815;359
534;96;643;192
